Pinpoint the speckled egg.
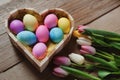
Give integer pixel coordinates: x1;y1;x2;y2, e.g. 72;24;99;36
58;17;70;33
36;25;49;43
50;27;63;43
32;42;47;60
23;14;38;31
44;14;58;29
10;20;24;34
16;31;37;45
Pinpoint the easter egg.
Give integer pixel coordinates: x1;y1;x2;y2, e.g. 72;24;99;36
44;14;58;29
36;25;49;43
10;20;24;34
58;17;70;33
50;27;63;43
23;14;38;31
16;31;37;45
32;43;47;60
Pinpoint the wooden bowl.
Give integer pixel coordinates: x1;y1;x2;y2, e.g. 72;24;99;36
6;8;74;72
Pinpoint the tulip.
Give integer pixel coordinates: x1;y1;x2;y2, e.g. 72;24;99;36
53;67;69;77
73;30;82;38
76;37;92;46
78;25;88;33
69;53;85;65
80;45;96;55
53;56;71;66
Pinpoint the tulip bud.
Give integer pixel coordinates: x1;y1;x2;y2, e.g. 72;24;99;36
80;45;96;55
69;53;85;65
78;25;88;33
73;30;82;38
53;56;71;66
53;67;69;77
76;37;92;46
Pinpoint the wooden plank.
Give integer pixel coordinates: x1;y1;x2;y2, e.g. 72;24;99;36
0;5;120;80
0;0;11;6
0;0;120;35
0;61;75;80
0;33;23;72
0;0;120;73
0;0;71;35
88;7;120;33
60;0;120;26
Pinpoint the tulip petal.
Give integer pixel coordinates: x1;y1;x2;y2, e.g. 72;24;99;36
78;25;88;32
76;37;92;46
73;30;82;38
69;53;85;65
53;67;69;77
81;46;96;54
80;49;89;54
53;56;71;66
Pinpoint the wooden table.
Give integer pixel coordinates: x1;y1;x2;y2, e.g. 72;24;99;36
0;0;120;80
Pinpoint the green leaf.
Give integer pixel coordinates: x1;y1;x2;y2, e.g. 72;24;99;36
112;54;120;67
92;37;110;47
110;42;120;50
106;37;120;42
98;70;111;78
97;50;114;59
61;66;101;80
85;55;119;71
96;52;114;61
98;70;120;79
84;29;120;38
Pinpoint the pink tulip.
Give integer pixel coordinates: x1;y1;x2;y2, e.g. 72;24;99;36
53;56;71;66
78;25;88;32
80;45;96;55
53;67;69;77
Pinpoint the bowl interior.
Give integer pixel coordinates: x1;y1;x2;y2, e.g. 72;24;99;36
7;8;74;61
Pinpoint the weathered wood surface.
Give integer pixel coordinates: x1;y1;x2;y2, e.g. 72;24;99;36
88;7;120;32
0;0;120;72
0;0;120;80
1;5;120;80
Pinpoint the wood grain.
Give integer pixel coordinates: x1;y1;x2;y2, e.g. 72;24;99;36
0;0;120;76
0;0;71;35
0;0;120;35
88;7;120;33
1;5;120;80
0;33;23;72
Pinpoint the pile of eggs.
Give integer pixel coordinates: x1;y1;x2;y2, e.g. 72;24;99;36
9;13;70;60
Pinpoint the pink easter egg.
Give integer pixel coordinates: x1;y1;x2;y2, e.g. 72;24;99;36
32;42;47;60
44;14;58;29
36;25;49;43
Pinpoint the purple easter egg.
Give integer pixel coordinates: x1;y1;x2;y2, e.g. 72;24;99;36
10;20;24;34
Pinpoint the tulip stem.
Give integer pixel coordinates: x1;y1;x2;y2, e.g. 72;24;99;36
61;66;101;80
96;52;114;61
84;28;120;38
71;63;84;67
85;54;119;71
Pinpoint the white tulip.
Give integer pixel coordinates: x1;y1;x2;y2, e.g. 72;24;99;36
69;53;85;65
76;37;92;46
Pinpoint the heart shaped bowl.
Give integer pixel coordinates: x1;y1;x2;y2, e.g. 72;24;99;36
6;8;74;72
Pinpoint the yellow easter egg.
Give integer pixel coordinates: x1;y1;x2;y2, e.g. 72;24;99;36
23;14;38;31
58;17;70;33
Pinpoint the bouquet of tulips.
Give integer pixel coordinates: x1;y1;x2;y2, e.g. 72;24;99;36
52;25;120;80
